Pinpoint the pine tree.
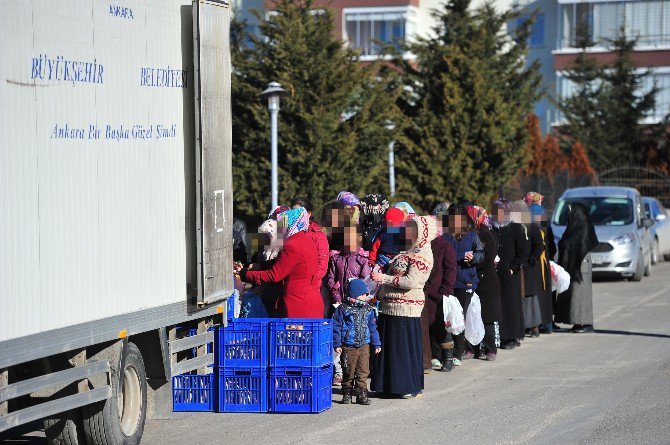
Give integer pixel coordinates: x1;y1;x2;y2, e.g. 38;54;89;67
558;27;660;171
392;0;542;210
231;0;401;219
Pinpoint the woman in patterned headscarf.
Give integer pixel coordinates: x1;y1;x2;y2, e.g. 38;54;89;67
360;194;390;251
239;207;324;318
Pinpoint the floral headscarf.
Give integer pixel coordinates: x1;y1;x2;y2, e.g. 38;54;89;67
268;205;290;220
336;191;360;226
466;205;491;229
433;201;451;217
523;192;544;206
394;202;416;221
278;207;310;239
492;198;512;228
258;219;281;261
360;194;390;248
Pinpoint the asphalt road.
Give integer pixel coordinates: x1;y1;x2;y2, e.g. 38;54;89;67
4;264;670;444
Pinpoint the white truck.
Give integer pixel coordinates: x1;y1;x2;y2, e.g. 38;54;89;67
0;1;233;443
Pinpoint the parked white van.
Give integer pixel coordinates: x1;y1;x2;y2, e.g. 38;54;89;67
552;187;654;281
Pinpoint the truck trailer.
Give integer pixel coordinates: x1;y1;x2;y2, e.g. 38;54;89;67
0;1;233;443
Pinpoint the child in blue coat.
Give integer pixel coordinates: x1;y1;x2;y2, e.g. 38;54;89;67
332;279;381;405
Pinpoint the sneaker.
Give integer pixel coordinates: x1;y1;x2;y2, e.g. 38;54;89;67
462;352;475;360
452;357;462;366
332;375;342;387
431;358;442;368
400;393;422;399
486;353;497;361
423;368;432;375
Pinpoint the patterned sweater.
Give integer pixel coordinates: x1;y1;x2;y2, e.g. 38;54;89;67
378;215;437;318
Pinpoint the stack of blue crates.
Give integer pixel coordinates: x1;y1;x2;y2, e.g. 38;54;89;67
267;319;333;413
172;317;333;414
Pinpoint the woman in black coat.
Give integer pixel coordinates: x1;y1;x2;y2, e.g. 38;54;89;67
492;199;530;350
522;220;545;338
465;206;501;360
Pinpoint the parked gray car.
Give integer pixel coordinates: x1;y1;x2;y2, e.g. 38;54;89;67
552;187;654;281
643;197;670;264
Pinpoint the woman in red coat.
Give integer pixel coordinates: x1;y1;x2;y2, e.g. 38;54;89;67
240;207;324;318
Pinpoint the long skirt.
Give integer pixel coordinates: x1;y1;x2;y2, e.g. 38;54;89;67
371;314;424;396
522;295;542;329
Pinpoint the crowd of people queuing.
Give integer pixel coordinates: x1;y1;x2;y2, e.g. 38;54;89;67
232;190;598;404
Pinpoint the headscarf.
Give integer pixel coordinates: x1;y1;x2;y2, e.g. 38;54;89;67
336;191;360;226
336;191;360;207
492;198;511;228
277;207;310;239
258;219;281;261
268;205;290;220
466;205;491;229
395;202;416;221
360;194;390;249
510;200;531;226
524;192;544;206
433;201;451;217
558;203;598;283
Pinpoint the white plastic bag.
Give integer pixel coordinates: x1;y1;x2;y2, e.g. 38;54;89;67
550;261;571;294
464;293;485;345
442;295;465;335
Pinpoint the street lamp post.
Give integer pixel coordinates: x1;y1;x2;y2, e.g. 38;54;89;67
261;82;287;211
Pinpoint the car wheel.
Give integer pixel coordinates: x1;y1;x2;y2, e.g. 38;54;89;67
651;239;660;265
632;253;644;282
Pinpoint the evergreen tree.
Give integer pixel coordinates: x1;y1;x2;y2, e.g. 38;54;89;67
231;0;401;220
391;0;542;211
558;27;660;171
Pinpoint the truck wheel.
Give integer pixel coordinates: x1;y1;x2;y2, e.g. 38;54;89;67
632;253;644;282
44;410;86;445
82;343;147;445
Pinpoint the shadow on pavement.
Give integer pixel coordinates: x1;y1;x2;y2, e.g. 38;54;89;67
0;421;45;444
594;329;670;339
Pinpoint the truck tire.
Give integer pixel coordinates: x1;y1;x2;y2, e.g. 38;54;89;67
82;343;147;445
632;253;644;282
44;410;86;445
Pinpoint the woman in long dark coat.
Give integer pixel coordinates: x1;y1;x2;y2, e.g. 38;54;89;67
492;199;530;349
510;200;543;337
555;203;599;333
528;204;556;333
465;206;501;360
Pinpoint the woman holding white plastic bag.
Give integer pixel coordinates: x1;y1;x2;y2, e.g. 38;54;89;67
441;203;485;366
465;205;502;361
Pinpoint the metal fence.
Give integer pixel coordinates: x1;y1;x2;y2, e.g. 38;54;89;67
597;166;670;208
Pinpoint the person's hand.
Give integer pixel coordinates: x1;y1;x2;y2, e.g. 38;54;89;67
464;251;474;262
374;347;381;354
371;271;384;282
233;262;244;274
335;347;342;354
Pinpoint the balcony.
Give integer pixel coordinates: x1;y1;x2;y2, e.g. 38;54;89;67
556;0;670;52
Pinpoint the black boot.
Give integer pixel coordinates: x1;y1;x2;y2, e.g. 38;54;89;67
341;387;352;404
356;389;371;405
439;349;454;372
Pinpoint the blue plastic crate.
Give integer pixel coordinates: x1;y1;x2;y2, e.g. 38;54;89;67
269;365;332;414
172;374;215;412
227;292;236;320
269;319;333;367
217;367;268;413
215;320;269;368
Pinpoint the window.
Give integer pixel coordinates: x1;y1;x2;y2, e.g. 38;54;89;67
344;9;409;57
553;198;634;226
559;1;670;49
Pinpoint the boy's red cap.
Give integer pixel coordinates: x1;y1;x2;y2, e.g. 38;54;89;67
385;207;405;227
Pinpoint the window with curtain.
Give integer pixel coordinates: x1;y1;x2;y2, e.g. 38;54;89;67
344;10;407;56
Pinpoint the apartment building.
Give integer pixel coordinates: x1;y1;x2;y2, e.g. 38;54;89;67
554;0;670;125
510;0;670;133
